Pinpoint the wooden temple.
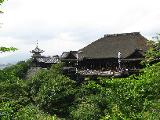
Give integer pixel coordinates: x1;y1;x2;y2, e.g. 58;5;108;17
30;32;148;77
61;32;148;76
30;44;59;68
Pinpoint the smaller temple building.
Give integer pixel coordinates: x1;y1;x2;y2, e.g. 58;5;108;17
30;44;59;68
61;51;78;67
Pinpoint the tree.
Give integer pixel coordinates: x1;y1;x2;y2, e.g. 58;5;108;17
141;35;160;66
0;0;18;52
0;0;4;13
0;47;17;53
0;0;4;3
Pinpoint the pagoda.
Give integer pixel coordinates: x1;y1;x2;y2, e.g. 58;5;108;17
30;41;59;68
30;41;44;58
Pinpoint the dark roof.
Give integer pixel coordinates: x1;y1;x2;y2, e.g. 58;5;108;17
61;51;77;59
31;46;44;53
36;56;59;64
61;52;70;58
79;32;147;59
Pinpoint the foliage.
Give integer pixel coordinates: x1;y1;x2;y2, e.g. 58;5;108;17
14;105;60;120
0;61;31;120
0;101;22;120
0;102;60;120
142;38;160;65
70;101;101;120
0;79;28;102
0;60;160;119
0;47;18;53
99;63;160;119
27;63;76;117
3;60;31;79
0;0;5;4
0;0;18;50
37;74;75;116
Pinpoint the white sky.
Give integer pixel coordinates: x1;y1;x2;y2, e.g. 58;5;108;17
0;0;160;63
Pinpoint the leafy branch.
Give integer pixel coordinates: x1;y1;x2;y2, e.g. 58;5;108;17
0;47;18;53
141;34;160;65
0;1;18;53
0;0;5;4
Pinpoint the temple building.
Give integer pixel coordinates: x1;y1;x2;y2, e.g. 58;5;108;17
30;44;59;68
30;32;148;76
61;32;148;76
61;51;78;67
78;32;147;70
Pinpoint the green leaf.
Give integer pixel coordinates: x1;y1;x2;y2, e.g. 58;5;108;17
0;47;18;52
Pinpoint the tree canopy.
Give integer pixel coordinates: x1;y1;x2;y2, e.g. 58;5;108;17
0;0;18;52
0;47;18;52
142;35;160;65
0;61;160;119
0;0;4;4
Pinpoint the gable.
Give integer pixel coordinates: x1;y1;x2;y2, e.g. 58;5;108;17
61;51;77;59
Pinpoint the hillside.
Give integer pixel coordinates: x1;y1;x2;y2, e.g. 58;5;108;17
0;61;160;119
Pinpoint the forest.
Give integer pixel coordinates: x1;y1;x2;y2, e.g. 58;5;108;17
0;40;160;120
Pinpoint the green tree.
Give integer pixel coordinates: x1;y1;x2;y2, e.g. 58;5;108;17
141;37;160;66
14;105;60;120
0;0;5;4
0;47;17;53
3;60;30;79
0;0;18;52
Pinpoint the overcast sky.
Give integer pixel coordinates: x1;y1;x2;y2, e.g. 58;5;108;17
0;0;160;64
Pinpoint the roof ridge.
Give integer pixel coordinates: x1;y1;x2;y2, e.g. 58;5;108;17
82;32;140;49
104;32;140;37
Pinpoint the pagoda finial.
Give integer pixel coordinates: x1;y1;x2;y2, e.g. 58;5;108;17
30;40;44;54
36;40;39;47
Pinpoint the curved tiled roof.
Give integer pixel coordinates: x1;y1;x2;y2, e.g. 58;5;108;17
79;32;147;59
36;56;59;64
31;46;44;53
61;51;77;59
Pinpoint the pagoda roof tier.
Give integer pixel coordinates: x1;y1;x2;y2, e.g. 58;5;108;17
31;46;44;53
